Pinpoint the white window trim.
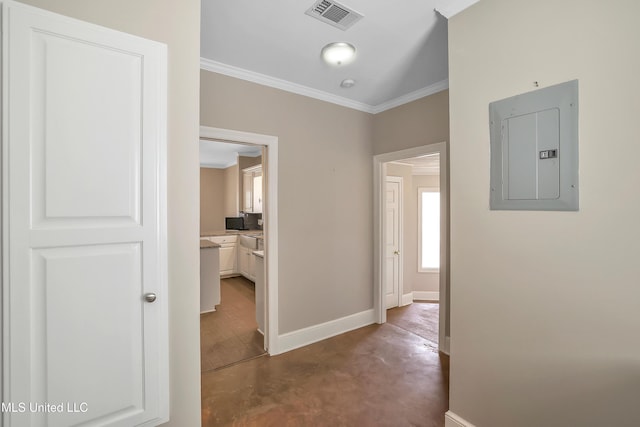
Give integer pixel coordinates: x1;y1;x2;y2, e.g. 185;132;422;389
418;186;440;273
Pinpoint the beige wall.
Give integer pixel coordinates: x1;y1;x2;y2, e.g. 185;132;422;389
239;155;262;170
200;168;226;232
448;0;640;425
224;163;239;216
14;1;202;426
201;71;374;333
373;90;449;155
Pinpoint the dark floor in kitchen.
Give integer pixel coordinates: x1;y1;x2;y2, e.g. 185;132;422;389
200;276;266;372
201;301;448;426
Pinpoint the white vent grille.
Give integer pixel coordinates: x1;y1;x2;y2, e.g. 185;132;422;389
305;0;363;31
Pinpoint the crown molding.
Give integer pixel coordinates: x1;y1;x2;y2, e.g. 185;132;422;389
434;0;481;19
388;161;440;176
200;57;375;113
200;57;449;115
199;162;235;169
370;79;449;114
411;166;440;176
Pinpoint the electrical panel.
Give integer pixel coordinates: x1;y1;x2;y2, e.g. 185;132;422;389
489;80;579;211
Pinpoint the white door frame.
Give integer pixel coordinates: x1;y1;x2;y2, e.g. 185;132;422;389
373;142;449;354
199;126;280;354
385;175;404;308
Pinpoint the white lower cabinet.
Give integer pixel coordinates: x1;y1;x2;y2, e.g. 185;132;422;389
208;235;238;276
205;234;259;280
219;246;237;276
249;251;256;281
238;245;256;282
200;245;220;313
254;252;265;335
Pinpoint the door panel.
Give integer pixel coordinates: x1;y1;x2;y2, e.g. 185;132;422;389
2;2;168;426
31;29;142;229
32;245;144;426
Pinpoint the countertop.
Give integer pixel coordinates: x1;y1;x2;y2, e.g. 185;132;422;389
201;230;263;237
253;250;264;258
200;240;221;249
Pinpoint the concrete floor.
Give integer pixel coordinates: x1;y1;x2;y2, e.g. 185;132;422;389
201;302;449;426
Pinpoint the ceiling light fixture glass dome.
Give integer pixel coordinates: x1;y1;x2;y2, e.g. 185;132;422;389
321;42;356;66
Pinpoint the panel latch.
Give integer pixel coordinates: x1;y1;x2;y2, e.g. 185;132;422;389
539;149;558;159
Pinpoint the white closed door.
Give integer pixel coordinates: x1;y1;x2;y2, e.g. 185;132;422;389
385;177;403;309
2;2;168;426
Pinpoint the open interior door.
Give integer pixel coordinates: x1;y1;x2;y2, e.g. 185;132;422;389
2;1;168;425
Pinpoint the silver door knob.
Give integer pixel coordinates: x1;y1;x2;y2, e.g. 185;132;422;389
394;250;400;255
144;293;157;303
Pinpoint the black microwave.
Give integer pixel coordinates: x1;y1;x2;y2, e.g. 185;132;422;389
225;217;246;230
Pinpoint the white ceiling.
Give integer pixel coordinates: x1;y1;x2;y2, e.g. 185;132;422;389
201;0;449;113
200;140;261;169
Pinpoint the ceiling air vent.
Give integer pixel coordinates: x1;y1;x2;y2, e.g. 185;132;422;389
305;0;363;31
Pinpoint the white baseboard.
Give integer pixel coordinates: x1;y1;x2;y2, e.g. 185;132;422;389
401;293;413;306
413;291;439;301
445;411;476;427
277;309;376;354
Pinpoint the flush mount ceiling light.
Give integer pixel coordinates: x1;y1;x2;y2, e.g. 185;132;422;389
321;42;356;66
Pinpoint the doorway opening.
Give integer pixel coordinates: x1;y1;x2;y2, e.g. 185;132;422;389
198;126;280;370
199;138;265;371
374;142;449;354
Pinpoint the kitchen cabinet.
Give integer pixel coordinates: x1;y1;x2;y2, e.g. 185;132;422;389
219;246;237;276
238;245;257;282
208;235;238;276
242;165;263;213
254;251;265;335
238;245;250;280
200;242;221;313
249;251;256;280
243;172;253;212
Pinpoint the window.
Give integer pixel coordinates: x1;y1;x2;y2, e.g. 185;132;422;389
419;187;440;271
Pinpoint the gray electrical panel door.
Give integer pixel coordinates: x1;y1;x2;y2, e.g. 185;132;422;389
489;80;579;211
